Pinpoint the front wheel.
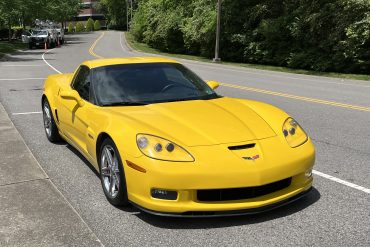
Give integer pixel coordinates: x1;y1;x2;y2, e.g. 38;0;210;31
99;138;129;207
42;99;61;142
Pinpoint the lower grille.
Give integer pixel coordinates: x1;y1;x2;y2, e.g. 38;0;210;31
197;177;292;202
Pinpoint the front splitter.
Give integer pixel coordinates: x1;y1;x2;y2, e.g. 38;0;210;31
130;187;313;218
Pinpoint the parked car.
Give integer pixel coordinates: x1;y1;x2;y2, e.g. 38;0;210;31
29;30;52;49
42;57;315;216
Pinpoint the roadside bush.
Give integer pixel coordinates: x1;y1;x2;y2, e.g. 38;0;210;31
68;23;74;33
131;0;370;74
86;18;94;32
76;22;85;32
94;20;101;31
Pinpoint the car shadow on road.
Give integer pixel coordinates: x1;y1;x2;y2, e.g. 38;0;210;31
134;188;321;229
16;50;49;55
63;41;87;45
66;144;100;177
64;35;85;42
3;50;57;62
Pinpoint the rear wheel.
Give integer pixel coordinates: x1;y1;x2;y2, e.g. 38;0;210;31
99;138;129;206
42;98;61;142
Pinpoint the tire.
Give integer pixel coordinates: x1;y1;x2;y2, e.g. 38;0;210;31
42;98;61;142
99;138;129;207
29;43;33;49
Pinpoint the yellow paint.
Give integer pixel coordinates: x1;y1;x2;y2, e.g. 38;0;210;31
42;33;316;214
221;83;370;112
43;57;315;213
92;32;369;113
88;32;105;59
84;57;179;69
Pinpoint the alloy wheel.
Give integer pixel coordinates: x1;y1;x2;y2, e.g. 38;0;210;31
101;145;121;198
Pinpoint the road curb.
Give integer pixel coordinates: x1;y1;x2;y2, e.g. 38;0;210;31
0;95;104;246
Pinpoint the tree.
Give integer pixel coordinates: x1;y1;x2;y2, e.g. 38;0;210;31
86;18;94;31
130;0;370;74
68;23;74;33
94;20;101;31
0;0;21;41
46;0;82;29
76;22;85;32
98;0;127;30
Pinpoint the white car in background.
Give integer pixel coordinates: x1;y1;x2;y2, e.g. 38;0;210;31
29;30;53;49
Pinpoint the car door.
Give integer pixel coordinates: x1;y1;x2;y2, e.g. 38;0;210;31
58;65;93;156
21;31;31;43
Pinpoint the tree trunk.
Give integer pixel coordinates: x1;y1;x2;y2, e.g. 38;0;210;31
8;18;11;42
22;11;25;29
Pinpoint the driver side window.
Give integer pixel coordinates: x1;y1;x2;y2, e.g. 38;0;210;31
72;66;91;101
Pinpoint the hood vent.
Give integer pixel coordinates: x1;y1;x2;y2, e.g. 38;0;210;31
228;143;255;150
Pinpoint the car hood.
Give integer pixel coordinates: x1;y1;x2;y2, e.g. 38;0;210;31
32;35;47;38
108;97;276;146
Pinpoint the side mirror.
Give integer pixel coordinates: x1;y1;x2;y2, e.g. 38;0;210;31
60;90;85;107
206;80;220;90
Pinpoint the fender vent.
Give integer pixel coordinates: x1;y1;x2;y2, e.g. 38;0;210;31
228;143;255;150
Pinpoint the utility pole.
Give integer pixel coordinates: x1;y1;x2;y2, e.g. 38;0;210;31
130;0;133;24
213;0;221;62
126;0;129;31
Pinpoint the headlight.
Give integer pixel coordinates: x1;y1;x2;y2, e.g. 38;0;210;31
136;134;194;162
282;118;308;147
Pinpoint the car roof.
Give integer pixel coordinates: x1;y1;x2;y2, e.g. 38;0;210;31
83;57;180;69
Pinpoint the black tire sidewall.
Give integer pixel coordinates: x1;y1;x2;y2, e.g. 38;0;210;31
42;98;60;142
99;138;129;207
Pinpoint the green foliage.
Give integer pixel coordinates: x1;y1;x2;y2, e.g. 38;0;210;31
99;0;128;30
130;0;370;74
68;23;74;33
0;0;81;39
94;20;101;31
75;22;85;32
86;18;95;32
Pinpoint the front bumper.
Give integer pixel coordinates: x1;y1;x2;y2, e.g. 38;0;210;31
122;136;315;215
131;187;313;217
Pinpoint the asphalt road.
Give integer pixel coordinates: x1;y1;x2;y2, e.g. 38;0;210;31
0;31;369;246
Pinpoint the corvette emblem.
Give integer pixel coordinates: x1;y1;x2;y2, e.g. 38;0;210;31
243;155;260;161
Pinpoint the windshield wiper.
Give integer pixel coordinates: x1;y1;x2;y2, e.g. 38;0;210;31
102;102;148;107
165;94;220;103
199;93;221;100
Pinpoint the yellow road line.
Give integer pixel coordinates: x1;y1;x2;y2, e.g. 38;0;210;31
89;32;105;58
92;32;370;113
221;83;370;112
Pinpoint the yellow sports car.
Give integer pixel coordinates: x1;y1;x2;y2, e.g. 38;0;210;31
42;57;315;216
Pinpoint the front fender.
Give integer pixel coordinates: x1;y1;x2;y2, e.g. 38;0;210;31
236;99;290;137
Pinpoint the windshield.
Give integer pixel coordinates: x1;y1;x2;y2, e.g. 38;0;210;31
33;30;48;35
92;63;219;106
